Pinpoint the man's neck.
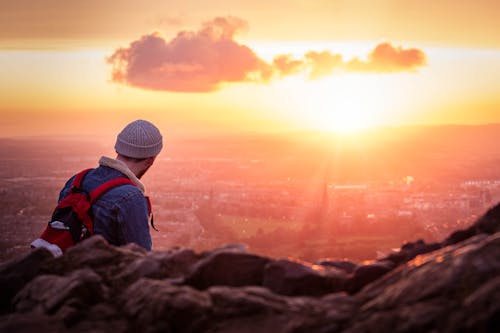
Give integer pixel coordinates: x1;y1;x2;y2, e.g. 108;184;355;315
98;156;145;193
116;155;142;178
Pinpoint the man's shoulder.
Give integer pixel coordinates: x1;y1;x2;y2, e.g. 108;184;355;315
86;167;144;199
94;182;145;212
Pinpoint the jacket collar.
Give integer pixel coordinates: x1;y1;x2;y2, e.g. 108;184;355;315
98;156;145;193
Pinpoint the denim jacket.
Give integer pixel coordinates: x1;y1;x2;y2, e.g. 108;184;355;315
59;156;152;251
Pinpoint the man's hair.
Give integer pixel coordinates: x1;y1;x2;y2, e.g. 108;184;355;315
117;154;150;163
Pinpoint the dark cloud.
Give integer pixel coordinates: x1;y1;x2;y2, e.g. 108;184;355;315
108;17;427;92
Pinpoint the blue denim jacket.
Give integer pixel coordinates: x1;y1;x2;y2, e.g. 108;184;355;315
59;157;152;251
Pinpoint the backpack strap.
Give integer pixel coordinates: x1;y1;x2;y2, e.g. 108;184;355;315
145;196;158;231
72;169;156;231
89;177;136;203
89;177;157;231
71;168;93;188
70;168;135;202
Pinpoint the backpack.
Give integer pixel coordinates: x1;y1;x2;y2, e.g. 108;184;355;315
31;168;138;256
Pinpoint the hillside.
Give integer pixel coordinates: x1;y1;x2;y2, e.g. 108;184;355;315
1;202;499;332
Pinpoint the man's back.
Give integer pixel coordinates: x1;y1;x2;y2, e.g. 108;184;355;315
59;159;152;250
32;119;163;255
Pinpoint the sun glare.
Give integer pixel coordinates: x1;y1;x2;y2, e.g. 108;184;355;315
313;92;373;133
282;74;390;134
248;40;438;134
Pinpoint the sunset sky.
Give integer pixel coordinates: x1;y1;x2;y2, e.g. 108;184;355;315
1;0;499;137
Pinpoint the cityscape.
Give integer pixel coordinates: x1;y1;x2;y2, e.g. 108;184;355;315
1;125;499;262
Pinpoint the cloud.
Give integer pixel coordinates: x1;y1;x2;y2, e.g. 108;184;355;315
272;55;305;77
347;43;427;72
108;17;427;92
304;51;344;79
302;43;426;78
107;17;271;92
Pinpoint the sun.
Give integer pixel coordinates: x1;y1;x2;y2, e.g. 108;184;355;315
313;96;373;133
272;73;397;134
300;75;386;133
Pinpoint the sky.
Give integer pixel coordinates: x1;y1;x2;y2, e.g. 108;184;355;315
0;0;499;137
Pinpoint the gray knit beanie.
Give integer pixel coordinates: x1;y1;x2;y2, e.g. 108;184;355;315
115;120;163;158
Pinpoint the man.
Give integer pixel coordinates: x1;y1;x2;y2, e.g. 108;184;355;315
34;119;163;252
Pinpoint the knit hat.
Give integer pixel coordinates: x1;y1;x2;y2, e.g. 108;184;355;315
115;120;163;158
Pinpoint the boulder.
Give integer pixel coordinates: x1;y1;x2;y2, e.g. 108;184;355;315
384;239;442;266
206;286;348;333
315;259;358;274
262;258;348;296
121;278;212;333
0;247;54;314
201;243;249;256
43;235;145;287
444;202;500;246
347;233;500;332
446;275;500;332
148;247;200;279
346;260;395;294
185;251;271;289
14;269;106;316
0;313;67;333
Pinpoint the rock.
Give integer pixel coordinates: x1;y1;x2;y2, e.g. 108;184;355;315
348;233;500;332
71;303;128;333
46;236;144;283
185;251;271;289
315;259;358;274
444;228;477;247
385;240;442;266
0;313;67;333
262;259;347;296
113;255;164;287
474;202;500;234
344;298;450;333
0;247;54;314
346;260;395;294
201;243;249;256
14;269;106;317
208;285;291;317
446;275;500;332
399;239;442;257
321;292;360;323
113;248;200;288
207;286;341;333
384;251;407;266
121;242;149;255
407;241;442;259
121;278;212;333
148;248;200;279
444;202;500;246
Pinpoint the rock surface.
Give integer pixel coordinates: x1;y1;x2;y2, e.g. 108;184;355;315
1;203;500;332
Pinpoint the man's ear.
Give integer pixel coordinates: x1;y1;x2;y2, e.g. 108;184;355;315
146;156;156;167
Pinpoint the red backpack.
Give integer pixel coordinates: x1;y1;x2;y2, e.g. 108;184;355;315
31;168;139;256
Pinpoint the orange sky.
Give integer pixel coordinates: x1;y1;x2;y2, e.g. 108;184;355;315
0;0;499;137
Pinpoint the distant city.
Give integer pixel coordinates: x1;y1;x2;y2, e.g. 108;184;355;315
1;125;500;262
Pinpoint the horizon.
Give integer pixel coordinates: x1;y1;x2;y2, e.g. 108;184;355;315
2;122;500;142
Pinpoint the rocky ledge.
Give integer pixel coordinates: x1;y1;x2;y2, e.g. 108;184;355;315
1;203;500;333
